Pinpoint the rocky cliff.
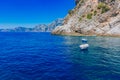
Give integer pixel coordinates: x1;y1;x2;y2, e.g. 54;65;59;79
52;0;120;36
0;18;63;32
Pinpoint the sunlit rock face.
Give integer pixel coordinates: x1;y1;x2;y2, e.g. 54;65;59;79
52;0;120;36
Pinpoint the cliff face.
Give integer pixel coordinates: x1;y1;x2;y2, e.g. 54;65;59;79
52;0;120;36
0;18;63;32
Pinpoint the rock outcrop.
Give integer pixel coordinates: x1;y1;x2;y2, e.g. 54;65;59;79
52;0;120;36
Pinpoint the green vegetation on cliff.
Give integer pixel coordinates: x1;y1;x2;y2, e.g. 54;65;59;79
97;2;110;13
52;0;120;37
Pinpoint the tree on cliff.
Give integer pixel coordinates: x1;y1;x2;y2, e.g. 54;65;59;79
75;0;80;5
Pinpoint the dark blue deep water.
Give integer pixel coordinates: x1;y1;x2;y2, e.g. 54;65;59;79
0;32;120;80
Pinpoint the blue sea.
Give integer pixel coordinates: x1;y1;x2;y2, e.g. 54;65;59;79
0;32;120;80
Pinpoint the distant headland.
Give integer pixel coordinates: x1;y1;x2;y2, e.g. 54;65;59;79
0;18;63;32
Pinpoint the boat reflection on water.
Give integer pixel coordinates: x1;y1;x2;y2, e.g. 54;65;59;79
80;49;89;54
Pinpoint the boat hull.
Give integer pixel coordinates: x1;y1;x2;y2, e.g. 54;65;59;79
79;44;89;50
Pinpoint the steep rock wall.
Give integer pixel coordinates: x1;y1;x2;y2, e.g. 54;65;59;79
52;0;120;36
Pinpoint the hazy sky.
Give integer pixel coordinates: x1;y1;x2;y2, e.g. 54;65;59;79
0;0;75;29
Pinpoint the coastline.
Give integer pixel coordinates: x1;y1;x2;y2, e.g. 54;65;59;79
51;32;120;37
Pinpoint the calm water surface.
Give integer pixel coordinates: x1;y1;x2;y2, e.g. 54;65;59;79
0;32;120;80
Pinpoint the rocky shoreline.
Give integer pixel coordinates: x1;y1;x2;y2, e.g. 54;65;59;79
52;32;120;37
52;0;120;37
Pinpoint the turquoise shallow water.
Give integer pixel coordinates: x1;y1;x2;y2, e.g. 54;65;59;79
0;32;120;80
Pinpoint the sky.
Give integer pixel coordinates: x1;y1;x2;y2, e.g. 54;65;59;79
0;0;75;29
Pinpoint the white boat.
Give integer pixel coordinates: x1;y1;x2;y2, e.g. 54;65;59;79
79;44;89;50
79;39;89;50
